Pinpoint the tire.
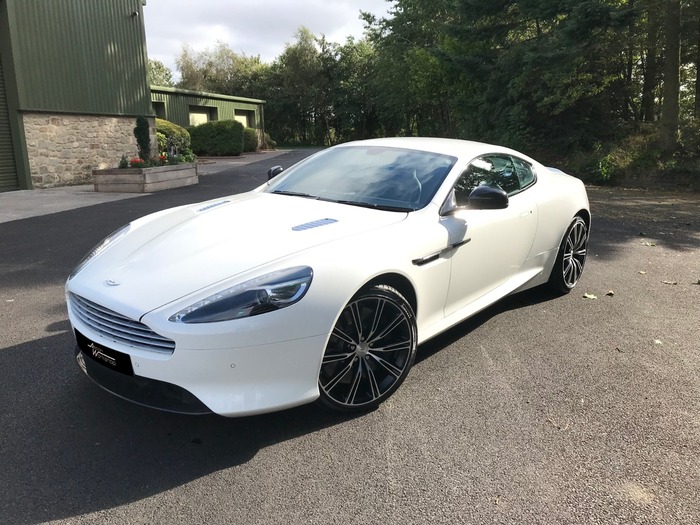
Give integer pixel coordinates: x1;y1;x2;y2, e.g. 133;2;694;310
548;216;589;294
318;285;417;412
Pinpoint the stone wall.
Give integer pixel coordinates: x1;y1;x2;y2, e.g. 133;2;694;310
23;113;155;188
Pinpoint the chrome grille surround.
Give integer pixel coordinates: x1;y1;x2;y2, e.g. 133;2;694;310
69;293;175;354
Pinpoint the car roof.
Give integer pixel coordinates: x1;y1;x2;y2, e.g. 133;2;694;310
336;137;530;163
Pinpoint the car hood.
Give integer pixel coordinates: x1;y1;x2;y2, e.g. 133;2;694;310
70;192;407;318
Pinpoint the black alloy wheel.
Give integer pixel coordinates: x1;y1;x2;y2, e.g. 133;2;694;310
318;285;417;412
549;216;588;294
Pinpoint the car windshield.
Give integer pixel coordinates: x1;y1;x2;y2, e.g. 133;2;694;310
264;146;457;211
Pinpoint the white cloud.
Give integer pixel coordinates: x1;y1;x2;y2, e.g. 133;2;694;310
143;0;392;74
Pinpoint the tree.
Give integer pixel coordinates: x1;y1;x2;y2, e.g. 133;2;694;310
175;42;268;97
148;59;174;87
660;0;682;153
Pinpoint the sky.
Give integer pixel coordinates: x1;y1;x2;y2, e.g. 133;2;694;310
143;0;393;76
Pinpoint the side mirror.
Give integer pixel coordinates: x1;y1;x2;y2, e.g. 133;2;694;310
467;185;509;210
267;165;284;180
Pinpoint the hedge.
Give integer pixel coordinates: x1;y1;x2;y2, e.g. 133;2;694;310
243;127;258;152
156;118;191;154
190;120;244;156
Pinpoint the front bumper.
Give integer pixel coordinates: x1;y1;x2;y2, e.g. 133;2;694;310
70;315;328;417
76;339;211;415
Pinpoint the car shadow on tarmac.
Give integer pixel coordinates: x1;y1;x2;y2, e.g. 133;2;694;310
0;327;363;524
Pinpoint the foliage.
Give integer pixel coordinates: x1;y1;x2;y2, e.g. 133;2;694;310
118;154;129;169
167;1;700;184
148;59;174;87
156;131;167;153
133;116;151;161
176;42;268;98
156;118;191;154
189;120;244;156
243;127;258;152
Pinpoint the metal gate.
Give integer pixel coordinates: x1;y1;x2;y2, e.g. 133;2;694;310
0;53;19;192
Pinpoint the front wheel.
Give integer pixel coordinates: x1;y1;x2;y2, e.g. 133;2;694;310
318;285;417;412
548;216;589;294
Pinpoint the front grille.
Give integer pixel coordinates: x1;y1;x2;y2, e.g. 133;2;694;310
69;293;175;355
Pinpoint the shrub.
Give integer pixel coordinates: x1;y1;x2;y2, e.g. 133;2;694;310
156;131;167;153
134;116;151;161
189;120;244;156
243;127;258;152
156;118;191;155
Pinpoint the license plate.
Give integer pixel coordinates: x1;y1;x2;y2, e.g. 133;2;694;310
75;330;134;376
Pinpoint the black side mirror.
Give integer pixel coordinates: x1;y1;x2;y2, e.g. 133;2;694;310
267;165;284;180
467;185;509;210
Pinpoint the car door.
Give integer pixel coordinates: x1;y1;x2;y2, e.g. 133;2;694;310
442;154;538;316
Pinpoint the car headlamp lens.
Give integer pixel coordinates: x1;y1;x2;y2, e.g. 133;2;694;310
169;266;313;324
68;224;131;280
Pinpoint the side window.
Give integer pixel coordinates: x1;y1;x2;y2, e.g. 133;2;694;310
454;157;493;205
453;154;522;205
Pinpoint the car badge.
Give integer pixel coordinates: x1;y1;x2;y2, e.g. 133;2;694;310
104;279;121;287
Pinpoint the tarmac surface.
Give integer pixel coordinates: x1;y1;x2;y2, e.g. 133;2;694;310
0;149;291;223
0;150;698;524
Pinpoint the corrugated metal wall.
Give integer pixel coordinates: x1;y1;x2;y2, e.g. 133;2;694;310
151;87;264;130
10;0;151;116
0;51;19;191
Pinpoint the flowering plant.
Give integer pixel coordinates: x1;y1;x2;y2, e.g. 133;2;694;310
129;158;146;168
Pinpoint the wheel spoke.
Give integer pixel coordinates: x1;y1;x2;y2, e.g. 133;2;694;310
369;312;405;344
368;340;412;353
322;350;354;364
369;353;403;379
365;362;382;401
349;302;364;341
366;299;386;341
331;326;357;346
345;360;364;404
322;358;356;392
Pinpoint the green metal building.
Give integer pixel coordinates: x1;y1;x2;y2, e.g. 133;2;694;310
151;86;265;132
1;0;153;190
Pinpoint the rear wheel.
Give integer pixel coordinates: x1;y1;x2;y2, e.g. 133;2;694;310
548;216;588;294
318;285;417;412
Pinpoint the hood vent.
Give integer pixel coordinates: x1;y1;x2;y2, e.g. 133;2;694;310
197;200;230;213
292;218;338;231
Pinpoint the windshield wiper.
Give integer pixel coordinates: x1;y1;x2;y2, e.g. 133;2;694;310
271;190;319;199
329;199;415;212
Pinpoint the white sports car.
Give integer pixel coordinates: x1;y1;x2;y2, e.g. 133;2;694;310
66;137;590;417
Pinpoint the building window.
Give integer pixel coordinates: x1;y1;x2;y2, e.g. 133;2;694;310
189;106;218;126
152;101;166;119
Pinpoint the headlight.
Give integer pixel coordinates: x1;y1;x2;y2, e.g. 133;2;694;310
169;266;313;324
68;224;131;280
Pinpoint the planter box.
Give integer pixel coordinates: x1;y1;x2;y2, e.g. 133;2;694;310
93;163;198;193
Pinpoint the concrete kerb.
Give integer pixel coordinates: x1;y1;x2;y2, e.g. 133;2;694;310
0;150;291;224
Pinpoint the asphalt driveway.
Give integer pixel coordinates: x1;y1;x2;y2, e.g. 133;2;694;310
0;152;698;524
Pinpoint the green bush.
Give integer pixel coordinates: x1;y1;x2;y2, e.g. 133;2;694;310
156;131;167;153
156;118;191;154
190;120;244;156
243;127;258;152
